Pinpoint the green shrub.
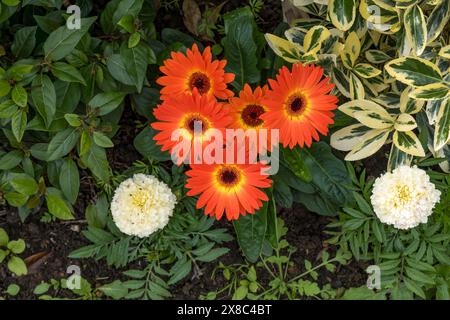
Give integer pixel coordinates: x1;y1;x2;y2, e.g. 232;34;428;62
0;0;161;221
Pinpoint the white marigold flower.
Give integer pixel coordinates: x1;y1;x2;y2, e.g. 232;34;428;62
370;165;441;230
111;174;177;238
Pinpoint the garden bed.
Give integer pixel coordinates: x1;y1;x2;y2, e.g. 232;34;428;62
0;202;369;299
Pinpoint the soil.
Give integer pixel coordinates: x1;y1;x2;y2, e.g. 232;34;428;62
173;206;369;300
0;201;368;300
0;1;369;300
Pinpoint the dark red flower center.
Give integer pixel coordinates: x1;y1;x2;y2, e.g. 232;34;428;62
184;114;208;134
218;167;240;187
286;93;308;116
189;72;211;95
241;104;265;127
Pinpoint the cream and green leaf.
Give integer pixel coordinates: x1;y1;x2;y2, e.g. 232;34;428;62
331;98;428;161
385;57;443;87
329;0;357;31
403;5;427;56
434;98;450;151
270;0;450;169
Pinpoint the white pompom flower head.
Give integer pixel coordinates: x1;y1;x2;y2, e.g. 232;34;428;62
111;174;177;238
370;165;441;230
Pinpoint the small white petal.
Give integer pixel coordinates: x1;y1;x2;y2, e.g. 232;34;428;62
370;165;440;230
111;174;177;238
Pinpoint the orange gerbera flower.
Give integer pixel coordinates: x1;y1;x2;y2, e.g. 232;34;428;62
261;63;338;149
228;84;269;130
227;84;277;153
185;157;272;220
151;91;231;164
157;44;235;100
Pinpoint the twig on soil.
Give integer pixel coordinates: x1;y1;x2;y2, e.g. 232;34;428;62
60;219;87;225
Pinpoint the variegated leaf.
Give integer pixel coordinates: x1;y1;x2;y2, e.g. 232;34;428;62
395;0;420;9
438;61;450;76
317;54;338;67
393;130;425;157
332;67;350;98
373;0;399;11
368;22;398;34
424;0;442;6
427;0;450;43
330;124;372;151
300;53;318;63
434;98;450;151
373;92;400;109
399;28;413;57
425;99;442;125
303;26;331;56
394;113;417;132
292;0;315;6
361;76;389;95
385;56;443;87
345;129;390;161
329;0;357;31
341;32;360;68
400;87;425;114
404;5;427;56
390;21;401;34
387;143;413;172
439;45;450;59
293;18;328;29
264;34;302;63
332;42;345;56
339;99;388;117
353;63;382;78
353;108;395;130
433;145;450;173
410;83;450;101
349;72;365;99
360;0;398;24
285;27;305;46
365;50;391;64
349;12;368;38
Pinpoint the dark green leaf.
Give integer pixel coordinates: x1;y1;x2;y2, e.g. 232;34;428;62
59;159;80;204
133;126;171;161
51;62;86;85
233;200;268;263
223;15;260;88
44;17;97;61
11;26;37;58
47;127;80;161
11;110;27;142
89;92;126;116
31;74;56;128
10;173;37;196
46;195;74;220
300;142;353;206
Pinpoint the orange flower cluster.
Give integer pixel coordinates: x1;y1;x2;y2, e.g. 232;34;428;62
152;44;338;220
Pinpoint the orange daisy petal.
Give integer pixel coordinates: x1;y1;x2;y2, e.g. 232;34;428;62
157;44;234;101
152;91;231;164
186;160;272;220
260;63;338;149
